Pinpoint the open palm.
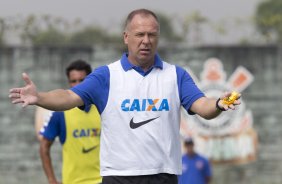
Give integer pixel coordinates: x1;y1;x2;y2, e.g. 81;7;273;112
9;73;39;107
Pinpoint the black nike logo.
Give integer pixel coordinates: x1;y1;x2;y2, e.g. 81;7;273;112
82;146;98;154
130;117;159;129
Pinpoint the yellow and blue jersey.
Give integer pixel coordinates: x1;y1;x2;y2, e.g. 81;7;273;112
40;105;101;184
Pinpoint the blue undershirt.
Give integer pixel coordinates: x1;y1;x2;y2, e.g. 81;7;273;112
71;53;204;114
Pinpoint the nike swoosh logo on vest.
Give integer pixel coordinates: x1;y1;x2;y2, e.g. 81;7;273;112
130;117;159;129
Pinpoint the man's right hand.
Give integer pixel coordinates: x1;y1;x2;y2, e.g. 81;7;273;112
9;73;38;107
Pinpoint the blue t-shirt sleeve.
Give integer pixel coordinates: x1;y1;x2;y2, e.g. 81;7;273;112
71;65;109;114
40;112;64;142
176;66;205;114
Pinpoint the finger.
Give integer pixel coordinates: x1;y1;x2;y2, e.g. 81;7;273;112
9;93;21;98
228;104;235;110
223;106;229;111
12;98;24;104
218;100;227;111
10;97;20;102
233;100;241;105
22;73;32;85
221;91;231;99
22;100;29;108
9;88;22;93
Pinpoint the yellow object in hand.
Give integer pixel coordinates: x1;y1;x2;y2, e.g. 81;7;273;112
223;92;240;105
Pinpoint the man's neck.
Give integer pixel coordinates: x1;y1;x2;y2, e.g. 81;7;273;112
127;56;154;72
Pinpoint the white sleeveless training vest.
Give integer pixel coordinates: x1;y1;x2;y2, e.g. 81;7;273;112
100;60;182;176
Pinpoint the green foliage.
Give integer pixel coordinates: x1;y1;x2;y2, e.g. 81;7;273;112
20;15;70;46
0;18;5;46
32;28;68;45
157;13;184;43
69;26;108;46
0;17;10;46
18;15;122;46
181;11;208;45
255;0;282;42
0;13;188;46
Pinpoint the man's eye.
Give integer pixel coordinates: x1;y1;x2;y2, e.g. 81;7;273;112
149;33;157;37
136;33;144;37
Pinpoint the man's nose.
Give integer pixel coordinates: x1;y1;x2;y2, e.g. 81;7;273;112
142;34;150;44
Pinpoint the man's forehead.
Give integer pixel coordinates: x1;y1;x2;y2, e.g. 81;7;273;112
129;18;159;31
130;14;158;25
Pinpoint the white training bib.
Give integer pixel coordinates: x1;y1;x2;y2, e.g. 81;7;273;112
100;60;182;176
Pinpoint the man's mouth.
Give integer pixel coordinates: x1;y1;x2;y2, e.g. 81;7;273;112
140;49;150;54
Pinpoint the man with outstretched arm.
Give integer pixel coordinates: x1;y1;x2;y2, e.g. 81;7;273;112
9;9;240;184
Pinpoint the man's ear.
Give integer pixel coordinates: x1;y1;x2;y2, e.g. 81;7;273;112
123;31;128;44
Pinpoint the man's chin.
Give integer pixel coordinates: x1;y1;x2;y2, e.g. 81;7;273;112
138;57;153;63
139;54;153;60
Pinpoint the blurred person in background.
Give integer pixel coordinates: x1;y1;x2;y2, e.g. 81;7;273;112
178;138;212;184
39;60;102;184
34;106;53;141
9;9;240;184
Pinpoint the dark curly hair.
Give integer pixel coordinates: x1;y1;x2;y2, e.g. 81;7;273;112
65;59;92;78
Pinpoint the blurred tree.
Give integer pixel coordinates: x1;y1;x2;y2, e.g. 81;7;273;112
69;26;109;46
0;16;16;46
157;13;183;44
19;15;70;46
209;19;227;44
213;22;227;36
31;27;68;46
182;11;208;45
0;18;6;46
6;13;187;47
18;15;121;47
0;17;13;46
255;0;282;43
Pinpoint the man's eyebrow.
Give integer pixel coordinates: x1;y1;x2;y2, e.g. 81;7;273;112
134;31;158;34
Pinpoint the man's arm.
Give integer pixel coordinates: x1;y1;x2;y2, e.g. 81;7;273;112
190;92;241;120
176;67;241;120
39;138;61;184
9;73;83;111
37;89;83;111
